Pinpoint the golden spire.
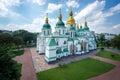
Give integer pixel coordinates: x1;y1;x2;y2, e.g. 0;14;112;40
58;8;62;20
85;17;87;26
69;7;73;16
76;24;79;29
45;13;48;23
67;7;75;25
80;24;82;29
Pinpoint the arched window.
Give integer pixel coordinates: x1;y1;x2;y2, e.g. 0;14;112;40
44;31;45;35
64;41;66;44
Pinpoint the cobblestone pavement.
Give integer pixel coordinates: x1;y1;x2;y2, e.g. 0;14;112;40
30;48;99;72
88;56;120;80
13;48;37;80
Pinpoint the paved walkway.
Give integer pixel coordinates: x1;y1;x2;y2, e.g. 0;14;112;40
13;47;120;80
88;56;120;80
13;48;37;80
106;48;120;54
30;48;99;72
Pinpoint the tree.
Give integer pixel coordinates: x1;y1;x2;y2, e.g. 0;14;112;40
111;34;120;49
13;36;24;49
0;44;21;80
96;33;106;46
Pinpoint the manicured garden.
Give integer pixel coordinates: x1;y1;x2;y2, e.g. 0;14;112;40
96;50;120;61
37;58;115;80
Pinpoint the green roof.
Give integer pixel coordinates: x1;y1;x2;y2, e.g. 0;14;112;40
78;42;81;44
67;38;73;41
65;32;69;35
73;37;78;40
83;26;89;31
63;48;68;52
56;49;62;54
47;38;57;46
42;22;51;30
56;20;65;28
70;26;75;30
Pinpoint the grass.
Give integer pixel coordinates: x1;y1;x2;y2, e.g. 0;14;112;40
96;50;120;61
9;50;24;58
17;63;22;74
37;58;115;80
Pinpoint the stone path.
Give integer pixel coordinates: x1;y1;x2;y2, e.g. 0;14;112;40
106;48;120;54
88;56;120;80
13;48;37;80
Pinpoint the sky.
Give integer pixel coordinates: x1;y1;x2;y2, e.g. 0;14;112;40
0;0;120;34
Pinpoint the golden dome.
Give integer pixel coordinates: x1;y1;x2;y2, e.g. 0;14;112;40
67;9;75;25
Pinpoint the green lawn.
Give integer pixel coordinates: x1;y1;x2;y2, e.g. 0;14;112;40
96;50;120;61
9;50;24;58
37;58;115;80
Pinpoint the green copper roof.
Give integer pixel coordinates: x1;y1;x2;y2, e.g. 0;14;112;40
56;20;65;28
73;37;78;40
70;26;75;30
65;32;69;35
83;26;89;31
78;42;81;44
67;38;73;41
42;22;51;30
56;49;62;54
63;48;68;52
47;38;57;46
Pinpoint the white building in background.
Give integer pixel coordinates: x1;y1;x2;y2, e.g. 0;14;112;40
36;9;97;63
103;33;116;40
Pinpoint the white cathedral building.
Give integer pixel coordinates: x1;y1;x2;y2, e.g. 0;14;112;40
36;9;97;63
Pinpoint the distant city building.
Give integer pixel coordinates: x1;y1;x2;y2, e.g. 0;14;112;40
36;9;97;63
95;33;116;40
103;33;116;40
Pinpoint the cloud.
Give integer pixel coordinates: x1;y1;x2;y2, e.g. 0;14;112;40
0;0;20;17
46;3;62;13
104;3;120;17
66;0;79;8
74;0;120;34
112;24;120;29
32;0;46;6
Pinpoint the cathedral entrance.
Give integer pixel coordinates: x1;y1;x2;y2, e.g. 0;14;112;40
70;44;77;55
81;40;86;52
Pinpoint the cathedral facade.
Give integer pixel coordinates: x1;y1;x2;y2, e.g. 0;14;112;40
36;9;97;63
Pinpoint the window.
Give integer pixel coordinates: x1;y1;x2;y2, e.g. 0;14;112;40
71;32;72;37
63;30;64;34
64;41;66;44
59;30;60;34
57;42;59;45
44;31;45;35
48;31;49;34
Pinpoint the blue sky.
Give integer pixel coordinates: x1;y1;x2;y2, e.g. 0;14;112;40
0;0;120;34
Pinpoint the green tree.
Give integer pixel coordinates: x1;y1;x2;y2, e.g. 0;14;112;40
97;33;106;46
111;34;120;49
0;44;21;80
